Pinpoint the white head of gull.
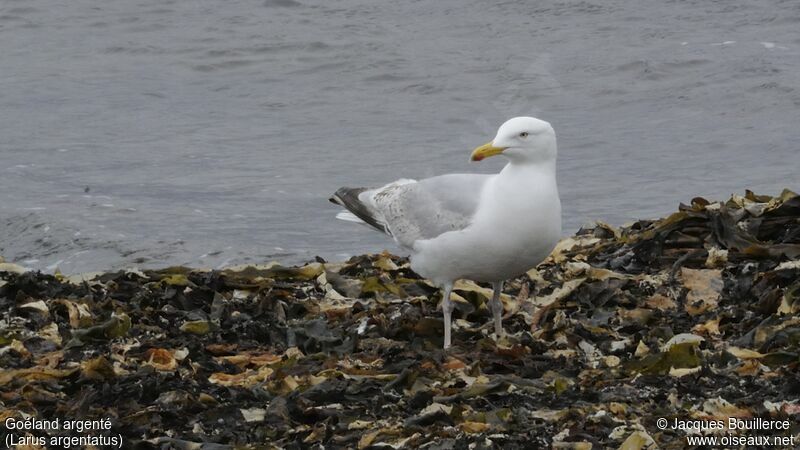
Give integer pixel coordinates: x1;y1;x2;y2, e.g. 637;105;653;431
331;117;562;348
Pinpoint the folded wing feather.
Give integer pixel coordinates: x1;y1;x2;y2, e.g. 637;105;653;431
334;174;490;249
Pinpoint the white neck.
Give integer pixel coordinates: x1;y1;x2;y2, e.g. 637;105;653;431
501;156;557;179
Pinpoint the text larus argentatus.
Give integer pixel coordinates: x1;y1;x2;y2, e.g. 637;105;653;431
330;117;561;348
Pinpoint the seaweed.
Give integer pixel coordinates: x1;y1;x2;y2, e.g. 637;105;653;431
1;191;799;449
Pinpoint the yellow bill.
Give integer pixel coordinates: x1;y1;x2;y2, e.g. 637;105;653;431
470;142;507;162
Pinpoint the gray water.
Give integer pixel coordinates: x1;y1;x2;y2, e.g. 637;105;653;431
1;0;799;274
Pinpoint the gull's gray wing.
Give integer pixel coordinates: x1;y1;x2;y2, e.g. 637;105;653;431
331;174;491;249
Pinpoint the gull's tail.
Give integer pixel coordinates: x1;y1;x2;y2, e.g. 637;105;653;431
335;211;365;223
329;187;390;235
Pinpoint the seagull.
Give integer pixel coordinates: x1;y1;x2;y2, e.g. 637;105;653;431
330;117;561;348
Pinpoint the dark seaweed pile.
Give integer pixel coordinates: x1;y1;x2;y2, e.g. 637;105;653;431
1;190;799;449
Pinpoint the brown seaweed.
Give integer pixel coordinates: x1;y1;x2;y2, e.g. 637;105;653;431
1;190;799;449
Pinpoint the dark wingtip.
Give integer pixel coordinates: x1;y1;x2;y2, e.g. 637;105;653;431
329;187;351;206
329;187;388;234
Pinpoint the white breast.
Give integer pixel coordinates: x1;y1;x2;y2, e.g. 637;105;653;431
410;163;561;285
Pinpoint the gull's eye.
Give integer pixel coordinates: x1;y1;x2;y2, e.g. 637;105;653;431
519;132;529;138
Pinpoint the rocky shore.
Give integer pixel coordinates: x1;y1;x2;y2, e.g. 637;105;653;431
1;190;799;449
